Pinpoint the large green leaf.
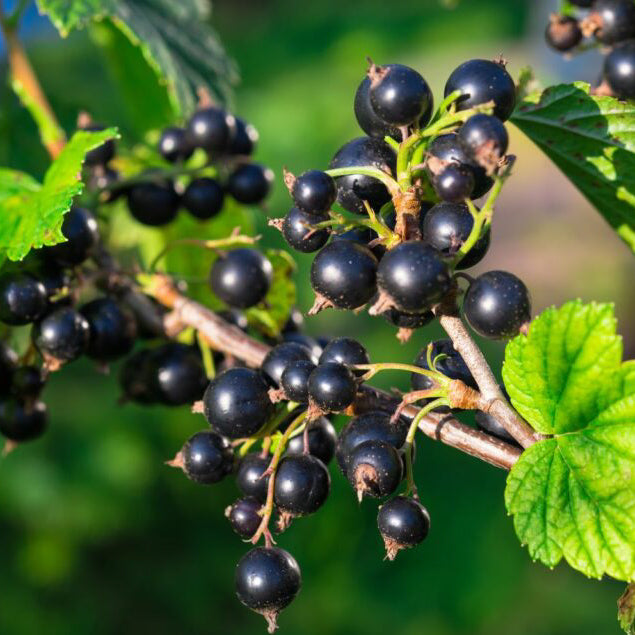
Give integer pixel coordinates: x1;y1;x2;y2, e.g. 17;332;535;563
0;128;119;261
36;0;238;119
503;301;635;581
511;82;635;252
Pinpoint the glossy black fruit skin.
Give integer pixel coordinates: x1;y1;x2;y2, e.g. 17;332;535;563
274;454;330;515
463;270;532;339
181;430;233;484
310;240;378;310
187;107;235;152
377;242;452;313
236;454;271;502
347;440;403;499
281;360;316;403
475;410;519;445
229;118;258;155
590;0;635;45
545;15;583;52
411;338;476;391
80;298;137;362
336;411;408;476
47;207;100;266
0;398;48;442
458;114;509;161
292;170;337;214
307;362;357;413
158;126;193;163
28;254;71;301
369;64;433;127
318;337;369;376
282;207;330;253
227;497;262;538
235;547;301;612
0;343;17;394
227;164;272;205
377;496;430;546
219;309;249;332
261;343;312;388
182;178;224;220
286;416;337;465
282;333;322;362
329;137;396;215
32;307;90;362
282;307;304;334
433;164;475;202
210;248;273;309
119;349;157;404
11;366;45;400
444;59;516;121
604;40;635;98
127;181;180;226
380;307;434;330
83;124;116;166
0;273;47;326
203;367;273;439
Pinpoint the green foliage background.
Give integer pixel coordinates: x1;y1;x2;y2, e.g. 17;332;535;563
0;1;631;634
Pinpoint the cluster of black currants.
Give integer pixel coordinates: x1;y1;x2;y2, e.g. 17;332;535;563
545;0;635;100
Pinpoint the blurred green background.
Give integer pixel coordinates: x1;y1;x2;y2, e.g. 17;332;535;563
0;0;633;633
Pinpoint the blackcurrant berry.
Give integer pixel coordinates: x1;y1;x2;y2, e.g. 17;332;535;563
80;297;137;362
377;496;430;560
347;439;403;501
369;63;433;127
0;273;47;326
203;367;273;438
158;126;193;163
127;181;180;226
46;207;100;266
331;226;378;246
458;114;509;167
286;416;337;465
236;453;271;503
282;207;330;253
433;163;475;202
228;117;259;156
307;362;357;413
274;454;330;516
604;40;635;98
182;178;224;220
282;307;304;334
119;349;157;405
545;15;583;52
380;307;434;330
11;366;45;400
291;170;337;214
261;342;312;388
219;309;249;332
282;333;322;362
235;547;301;631
463;270;532;339
227;164;273;205
0;343;17;395
475;410;519;445
32;307;90;363
318;337;369;376
210;248;273;309
28;254;71;300
444;59;516;121
178;430;233;484
280;359;316;403
410;338;476;391
82;124;116;166
310;240;378;310
588;0;635;45
187;107;235;152
376;242;452;313
0;398;48;442
329;137;396;215
226;497;262;539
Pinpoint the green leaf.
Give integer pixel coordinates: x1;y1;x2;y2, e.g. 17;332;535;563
619;584;635;634
511;82;635;252
0;128;119;262
36;0;238;120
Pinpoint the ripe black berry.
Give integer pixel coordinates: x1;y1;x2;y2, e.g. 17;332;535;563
282;307;304;334
187;107;235;152
47;207;100;266
158;126;193;163
11;366;45;400
310;240;378;310
282;207;330;253
119;349;157;404
380;307;434;330
329;137;396;215
376;242;452;313
444;59;516;121
433;163;475;202
280;359;316;403
307;362;357;413
226;497;262;539
588;0;635;45
0;398;48;442
274;454;330;516
82;124;116;166
0;273;47;326
127;181;180;226
545;15;583;52
178;430;234;484
261;342;312;388
235;547;301;632
463;270;532;339
282;333;322;362
458;114;509;167
291;170;337;214
318;337;369;376
32;307;90;363
286;416;337;465
347;440;403;501
0;343;17;395
604;40;635;98
229;117;258;155
203;367;273;438
368;63;433;127
80;297;137;362
28;254;70;301
210;248;273;309
236;453;271;502
411;338;476;391
377;496;430;560
475;411;518;444
227;164;273;205
182;177;224;220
